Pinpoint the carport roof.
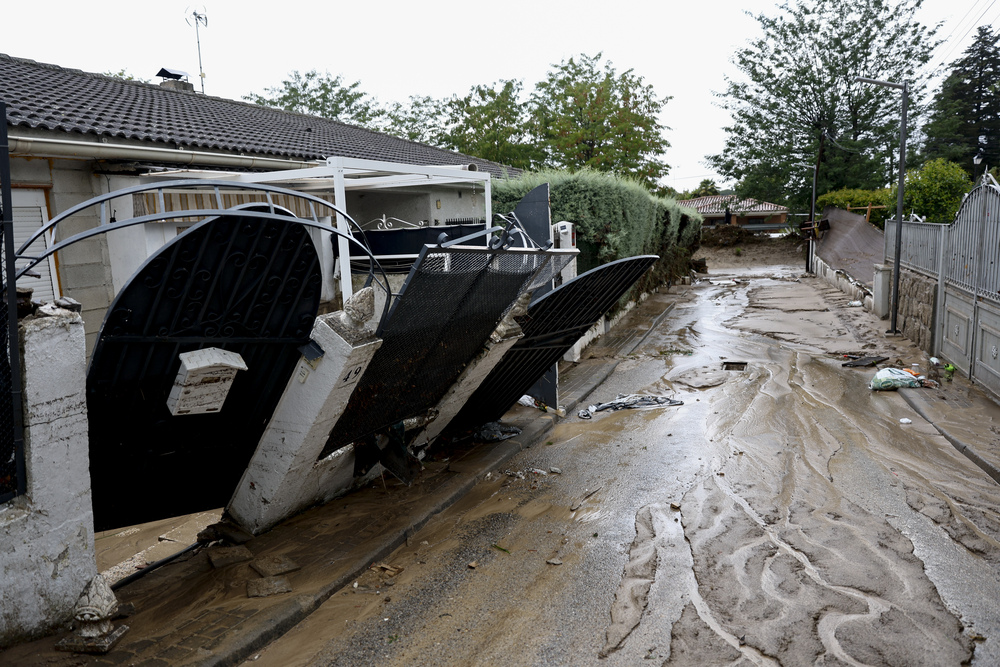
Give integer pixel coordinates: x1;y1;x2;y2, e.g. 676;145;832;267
0;53;518;179
677;195;788;216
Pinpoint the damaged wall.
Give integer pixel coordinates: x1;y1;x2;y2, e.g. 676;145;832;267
0;308;95;647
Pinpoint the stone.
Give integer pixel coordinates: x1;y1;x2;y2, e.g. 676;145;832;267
55;575;129;654
250;555;301;578
247;576;292;598
341;286;375;328
208;545;253;568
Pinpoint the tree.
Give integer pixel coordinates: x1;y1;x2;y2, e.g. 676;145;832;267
708;0;939;212
244;70;381;126
376;95;449;145
691;179;720;197
896;158;971;222
438;80;542;170
530;54;671;189
923;26;1000;178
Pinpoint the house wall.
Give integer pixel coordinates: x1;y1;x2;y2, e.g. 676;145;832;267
10;157;114;354
0;309;94;647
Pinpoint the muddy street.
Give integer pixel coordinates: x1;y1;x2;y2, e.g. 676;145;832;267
247;266;1000;666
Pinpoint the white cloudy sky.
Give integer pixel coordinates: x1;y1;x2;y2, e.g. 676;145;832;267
2;0;994;189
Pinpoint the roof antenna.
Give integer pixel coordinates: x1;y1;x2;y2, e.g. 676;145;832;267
185;7;208;94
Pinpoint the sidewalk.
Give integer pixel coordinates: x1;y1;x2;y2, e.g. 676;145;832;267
0;290;683;667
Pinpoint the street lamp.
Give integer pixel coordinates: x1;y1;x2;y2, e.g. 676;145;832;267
856;76;907;335
974;150;984;183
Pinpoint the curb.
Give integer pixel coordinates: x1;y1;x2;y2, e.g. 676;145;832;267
899;389;1000;485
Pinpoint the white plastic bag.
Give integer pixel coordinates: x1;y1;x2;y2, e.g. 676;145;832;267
869;368;921;391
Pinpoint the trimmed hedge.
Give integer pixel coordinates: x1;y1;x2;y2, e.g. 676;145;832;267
492;169;702;300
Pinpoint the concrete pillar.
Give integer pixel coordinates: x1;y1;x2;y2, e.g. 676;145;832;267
873;264;892;319
227;307;382;535
409;313;525;450
1;309;95;646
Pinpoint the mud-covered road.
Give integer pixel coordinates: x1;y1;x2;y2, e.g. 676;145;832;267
247;266;1000;666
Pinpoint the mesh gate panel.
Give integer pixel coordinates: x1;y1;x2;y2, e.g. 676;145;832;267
320;247;557;458
447;255;658;433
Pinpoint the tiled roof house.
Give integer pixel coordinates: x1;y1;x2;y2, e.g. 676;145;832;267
0;54;517;348
677;195;788;228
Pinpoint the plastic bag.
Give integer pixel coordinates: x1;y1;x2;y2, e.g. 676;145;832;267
869;368;922;391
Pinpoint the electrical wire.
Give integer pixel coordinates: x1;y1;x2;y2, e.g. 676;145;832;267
930;0;998;72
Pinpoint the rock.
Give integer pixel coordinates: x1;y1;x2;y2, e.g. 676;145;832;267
468;561;478;569
546;558;563;566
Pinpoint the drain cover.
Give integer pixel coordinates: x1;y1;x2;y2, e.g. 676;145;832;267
723;362;747;371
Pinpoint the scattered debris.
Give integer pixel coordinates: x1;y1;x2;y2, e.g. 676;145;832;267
370;562;404;577
546;558;563;566
468;561;478;569
578;393;684;419
530;468;548;476
517;395;566;416
247;576;292;598
843;355;889;368
550;467;562;474
900;418;913;424
208;545;253;568
492;544;510;554
251;555;300;578
847;300;863;307
869;368;934;390
474;421;521;442
670;502;681;511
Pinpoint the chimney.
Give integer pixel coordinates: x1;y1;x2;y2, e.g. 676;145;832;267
156;68;196;93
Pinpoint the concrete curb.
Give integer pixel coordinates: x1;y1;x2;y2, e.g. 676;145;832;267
899;389;1000;485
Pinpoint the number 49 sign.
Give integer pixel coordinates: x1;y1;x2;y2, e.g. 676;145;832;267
340;364;364;386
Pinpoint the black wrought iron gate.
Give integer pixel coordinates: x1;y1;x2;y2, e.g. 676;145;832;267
87;211;322;530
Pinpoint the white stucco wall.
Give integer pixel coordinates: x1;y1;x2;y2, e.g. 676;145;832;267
0;310;95;647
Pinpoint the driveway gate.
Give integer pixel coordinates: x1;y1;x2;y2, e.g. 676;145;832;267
938;179;1000;398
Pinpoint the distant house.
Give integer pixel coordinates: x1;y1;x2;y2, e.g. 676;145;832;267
0;53;516;349
677;195;788;229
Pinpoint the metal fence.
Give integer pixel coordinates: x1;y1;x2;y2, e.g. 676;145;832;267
884;218;945;279
0;101;26;505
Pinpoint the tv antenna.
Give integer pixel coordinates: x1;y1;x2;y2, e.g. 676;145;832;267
185;7;208;93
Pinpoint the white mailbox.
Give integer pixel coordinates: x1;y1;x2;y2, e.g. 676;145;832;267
166;347;248;416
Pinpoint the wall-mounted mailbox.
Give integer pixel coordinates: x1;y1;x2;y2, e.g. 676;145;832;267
166;348;248;416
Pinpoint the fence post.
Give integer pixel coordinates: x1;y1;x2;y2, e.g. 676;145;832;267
934;223;946;356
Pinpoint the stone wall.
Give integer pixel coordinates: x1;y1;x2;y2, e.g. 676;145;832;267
897;268;937;353
0;309;95;647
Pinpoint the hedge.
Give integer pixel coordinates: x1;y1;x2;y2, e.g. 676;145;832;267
492;169;702;300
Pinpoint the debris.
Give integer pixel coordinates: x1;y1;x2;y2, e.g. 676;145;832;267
370;562;404;576
208;545;253;568
251;555;301;578
546;558;563;566
550;467;562;474
492;544;510;554
670;502;681;511
517;395;566;416
571;486;603;511
529;468;548;476
578;393;684;419
847;300;863;307
55;575;128;654
468;561;478;569
474;421;521;442
842;355;889;368
869;368;924;390
900;418;912;424
247;576;292;598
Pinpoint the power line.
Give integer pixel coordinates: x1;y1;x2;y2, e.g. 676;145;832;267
930;0;998;72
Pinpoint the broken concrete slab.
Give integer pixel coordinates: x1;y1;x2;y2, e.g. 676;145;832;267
208;546;253;569
251;556;301;578
247;576;293;598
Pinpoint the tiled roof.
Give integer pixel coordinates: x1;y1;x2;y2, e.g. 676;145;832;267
677;195;787;215
0;54;517;178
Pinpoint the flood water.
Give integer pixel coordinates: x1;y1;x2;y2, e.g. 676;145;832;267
248;267;1000;666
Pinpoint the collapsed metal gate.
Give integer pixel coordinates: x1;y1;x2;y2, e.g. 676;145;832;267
13;180;386;530
319;229;574;462
938;178;1000;398
446;255;658;433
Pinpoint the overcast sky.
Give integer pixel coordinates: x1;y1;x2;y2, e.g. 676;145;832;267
3;0;994;189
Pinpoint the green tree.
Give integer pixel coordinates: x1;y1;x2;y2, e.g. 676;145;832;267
530;53;671;189
923;26;1000;178
104;69;149;83
708;0;939;212
895;158;972;222
376;95;448;145
438;80;542;170
244;70;381;126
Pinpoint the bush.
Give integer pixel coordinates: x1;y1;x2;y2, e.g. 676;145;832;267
894;158;971;224
492;169;702;300
816;188;894;228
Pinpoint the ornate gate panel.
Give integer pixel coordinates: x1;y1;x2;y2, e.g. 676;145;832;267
87;212;321;530
447;255;658;433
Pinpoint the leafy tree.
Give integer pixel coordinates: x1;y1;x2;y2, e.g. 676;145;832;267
896;158;972;222
708;0;939;212
923;26;1000;178
376;95;448;145
438;80;542;170
531;53;671;189
244;70;381;126
104;69;149;83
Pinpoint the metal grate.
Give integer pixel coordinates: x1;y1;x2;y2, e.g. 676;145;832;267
319;246;564;459
446;255;658;433
0;102;25;505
